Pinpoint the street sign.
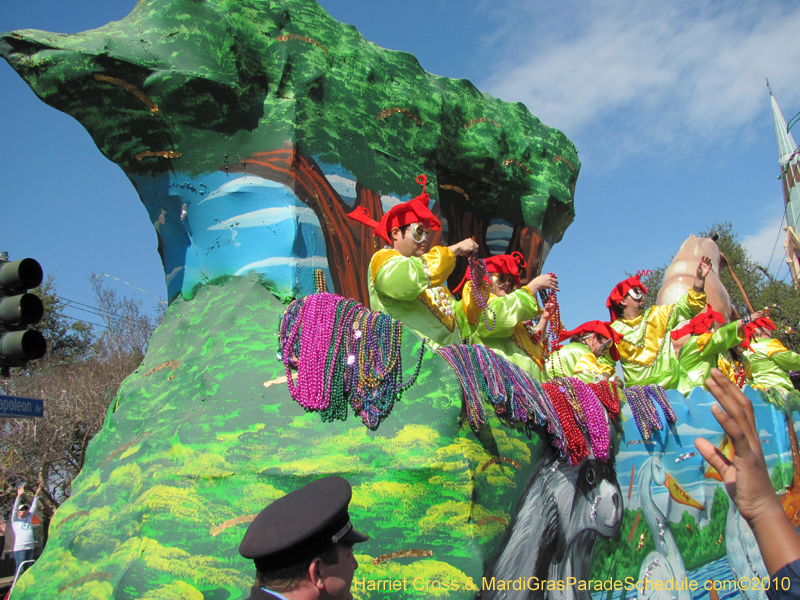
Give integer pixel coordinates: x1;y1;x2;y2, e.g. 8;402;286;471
0;394;43;418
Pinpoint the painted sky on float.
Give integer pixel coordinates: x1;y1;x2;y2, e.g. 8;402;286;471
2;0;800;330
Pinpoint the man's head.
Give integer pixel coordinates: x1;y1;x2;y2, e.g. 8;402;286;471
606;273;649;321
254;542;358;599
583;333;612;358
559;320;621;361
390;223;429;258
452;252;526;297
347;174;441;253
17;504;29;519
488;272;513;297
240;476;369;599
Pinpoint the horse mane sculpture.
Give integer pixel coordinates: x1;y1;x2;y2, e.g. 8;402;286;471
484;449;623;600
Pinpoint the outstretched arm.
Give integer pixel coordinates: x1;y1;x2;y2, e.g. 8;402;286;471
736;310;765;336
447;238;479;257
693;256;712;293
12;486;23;515
526;273;559;296
535;304;553;337
28;484;42;515
694;370;800;575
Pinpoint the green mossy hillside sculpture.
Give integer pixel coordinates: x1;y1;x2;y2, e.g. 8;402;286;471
15;275;547;599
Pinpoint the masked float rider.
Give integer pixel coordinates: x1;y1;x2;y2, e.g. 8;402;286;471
347;175;479;350
671;306;764;396
602;257;711;389
452;252;558;381
740;316;800;392
547;321;621;384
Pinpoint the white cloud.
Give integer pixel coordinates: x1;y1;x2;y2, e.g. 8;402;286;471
615;449;650;461
742;206;786;270
477;1;800;164
207;206;321;231
234;257;327;275
325;174;357;200
198;175;285;204
380;195;404;211
675;423;719;437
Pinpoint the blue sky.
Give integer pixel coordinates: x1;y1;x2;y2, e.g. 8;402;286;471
2;0;799;331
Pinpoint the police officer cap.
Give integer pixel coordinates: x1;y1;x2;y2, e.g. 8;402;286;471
239;476;369;572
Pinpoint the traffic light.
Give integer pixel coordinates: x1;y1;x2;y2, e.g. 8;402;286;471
0;256;47;376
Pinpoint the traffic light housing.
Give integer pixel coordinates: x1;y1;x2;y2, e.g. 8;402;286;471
0;257;47;376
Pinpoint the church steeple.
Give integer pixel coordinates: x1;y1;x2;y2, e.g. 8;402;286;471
770;81;799;168
769;83;800;287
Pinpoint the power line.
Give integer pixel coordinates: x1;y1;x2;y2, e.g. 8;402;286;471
775;260;788;282
59;314;109;331
766;211;787;277
60;302;122;325
58;295;149;325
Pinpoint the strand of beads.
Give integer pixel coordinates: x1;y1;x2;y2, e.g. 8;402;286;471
625;387;655;441
645;385;677;424
438;346;618;465
570;379;610;462
439;345;487;429
287;293;337;411
624;385;676;441
541;381;588;465
542;275;564;360
589;380;621;418
277;292;426;429
733;361;747;388
438;345;553;435
313;269;328;293
467;257;497;331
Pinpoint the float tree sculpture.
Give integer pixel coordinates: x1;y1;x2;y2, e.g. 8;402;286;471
1;0;579;303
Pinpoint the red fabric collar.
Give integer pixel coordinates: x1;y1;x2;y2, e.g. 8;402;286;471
452;252;526;294
557;320;622;361
606;271;650;321
670;305;725;340
741;317;777;351
346;175;442;245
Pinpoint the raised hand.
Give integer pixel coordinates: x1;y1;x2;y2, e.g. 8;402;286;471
527;273;559;294
696;256;712;280
694;369;800;575
694;370;774;521
449;238;479;257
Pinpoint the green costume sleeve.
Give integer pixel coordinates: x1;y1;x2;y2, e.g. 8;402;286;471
598;353;616;374
676;324;740;396
373;255;433;302
699;322;741;358
745;339;795;391
476;289;540;339
547;344;584;379
671;289;707;325
771;346;800;372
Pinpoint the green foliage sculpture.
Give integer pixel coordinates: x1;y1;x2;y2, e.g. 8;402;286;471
0;0;579;303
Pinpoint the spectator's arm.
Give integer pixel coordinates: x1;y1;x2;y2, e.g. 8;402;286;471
695;370;800;575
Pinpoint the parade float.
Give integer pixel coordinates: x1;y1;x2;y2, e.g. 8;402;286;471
2;1;798;599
